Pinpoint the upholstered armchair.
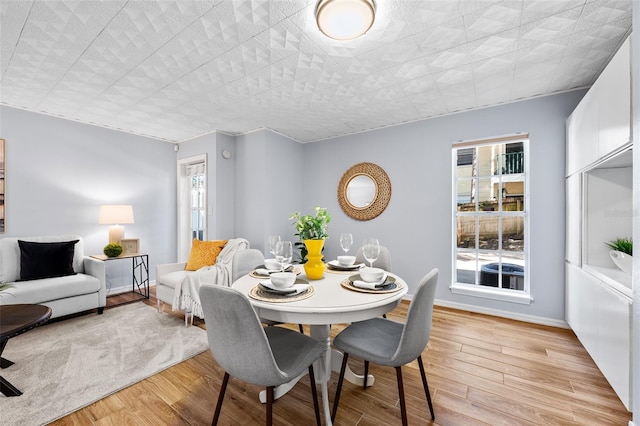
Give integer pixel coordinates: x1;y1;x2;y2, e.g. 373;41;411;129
156;238;249;326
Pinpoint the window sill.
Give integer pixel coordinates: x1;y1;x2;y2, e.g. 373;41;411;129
450;283;533;305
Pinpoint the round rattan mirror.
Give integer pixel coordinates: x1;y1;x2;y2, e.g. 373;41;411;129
338;162;391;221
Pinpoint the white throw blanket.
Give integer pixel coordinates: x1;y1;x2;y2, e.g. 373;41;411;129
172;238;249;319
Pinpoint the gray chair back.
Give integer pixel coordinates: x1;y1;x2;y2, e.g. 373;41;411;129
355;245;392;271
199;285;286;386
391;268;438;366
232;248;264;283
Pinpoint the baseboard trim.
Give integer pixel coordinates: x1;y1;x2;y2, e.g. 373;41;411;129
433;298;570;329
106;286;133;296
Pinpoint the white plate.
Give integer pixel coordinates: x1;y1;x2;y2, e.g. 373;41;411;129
259;279;310;295
327;260;363;270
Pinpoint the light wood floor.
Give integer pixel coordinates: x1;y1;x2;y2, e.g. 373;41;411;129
50;289;631;425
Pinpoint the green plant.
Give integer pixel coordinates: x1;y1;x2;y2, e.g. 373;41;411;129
289;207;331;240
290;207;331;263
103;243;123;258
605;237;632;256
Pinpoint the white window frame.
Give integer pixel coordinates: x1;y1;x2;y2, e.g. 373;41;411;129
450;134;532;305
177;154;207;262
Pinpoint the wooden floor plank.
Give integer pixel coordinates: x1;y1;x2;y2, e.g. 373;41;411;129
44;290;631;425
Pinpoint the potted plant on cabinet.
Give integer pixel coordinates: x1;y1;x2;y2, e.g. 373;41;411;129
606;237;633;275
290;207;331;280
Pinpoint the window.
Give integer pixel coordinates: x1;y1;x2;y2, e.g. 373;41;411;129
190;170;206;241
177;155;207;262
451;135;530;304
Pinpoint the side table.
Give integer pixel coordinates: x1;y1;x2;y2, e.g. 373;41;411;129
90;253;150;299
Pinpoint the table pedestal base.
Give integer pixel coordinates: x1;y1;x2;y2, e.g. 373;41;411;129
0;339;22;396
258;324;375;426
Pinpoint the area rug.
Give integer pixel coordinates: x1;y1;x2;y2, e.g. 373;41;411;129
0;302;209;425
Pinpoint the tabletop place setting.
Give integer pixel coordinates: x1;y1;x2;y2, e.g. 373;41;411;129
249;238;313;302
326;233;364;272
247;233;403;302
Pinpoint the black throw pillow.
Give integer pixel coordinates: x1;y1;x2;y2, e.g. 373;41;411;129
18;240;79;281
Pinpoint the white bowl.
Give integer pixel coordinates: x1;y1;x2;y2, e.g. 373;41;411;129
270;272;296;289
337;255;356;266
609;250;633;275
359;267;385;283
264;258;280;271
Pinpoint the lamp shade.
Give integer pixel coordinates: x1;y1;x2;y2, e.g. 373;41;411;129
98;205;134;225
316;0;376;40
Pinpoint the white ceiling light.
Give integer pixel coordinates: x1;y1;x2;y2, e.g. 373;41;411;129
316;0;376;41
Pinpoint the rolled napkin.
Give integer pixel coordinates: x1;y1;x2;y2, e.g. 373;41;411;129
289;284;310;295
255;265;293;276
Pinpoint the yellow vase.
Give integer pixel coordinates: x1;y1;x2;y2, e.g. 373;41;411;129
303;239;326;280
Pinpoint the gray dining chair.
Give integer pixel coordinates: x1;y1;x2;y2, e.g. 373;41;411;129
232;248;305;333
232;248;265;283
331;268;439;425
199;285;324;426
355;245;392;271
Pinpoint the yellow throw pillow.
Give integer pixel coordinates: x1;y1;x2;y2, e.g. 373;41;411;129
185;239;228;271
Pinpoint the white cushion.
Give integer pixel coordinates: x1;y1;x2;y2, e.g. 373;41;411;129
159;270;192;290
1;274;101;305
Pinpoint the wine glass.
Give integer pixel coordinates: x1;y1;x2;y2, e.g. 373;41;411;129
275;240;293;272
268;235;280;258
339;233;353;254
362;238;380;268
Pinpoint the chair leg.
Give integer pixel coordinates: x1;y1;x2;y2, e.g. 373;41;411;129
308;365;321;426
298;324;304;334
363;360;369;389
331;352;349;422
266;386;274;426
156;299;164;313
211;372;229;426
395;366;408;426
417;356;435;420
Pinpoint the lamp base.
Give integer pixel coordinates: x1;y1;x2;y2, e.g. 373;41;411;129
108;225;125;244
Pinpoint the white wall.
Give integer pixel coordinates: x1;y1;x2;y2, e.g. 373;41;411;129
0;106;177;285
214;132;236;239
631;4;639;420
176;132;236;241
0;91;586;323
234;129;304;256
302;91;585;322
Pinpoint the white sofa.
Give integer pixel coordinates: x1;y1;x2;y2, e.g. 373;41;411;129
0;235;106;318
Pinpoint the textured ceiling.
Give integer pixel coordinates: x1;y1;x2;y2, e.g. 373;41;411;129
0;0;632;143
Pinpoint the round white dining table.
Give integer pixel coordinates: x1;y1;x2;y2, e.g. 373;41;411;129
232;268;408;426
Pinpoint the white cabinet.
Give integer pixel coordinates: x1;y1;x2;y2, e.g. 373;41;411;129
598;283;631;407
596;37;631;158
565;173;581;266
566;37;631;176
566;87;599;176
565;263;631;409
565;35;633;411
566;263;599;351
